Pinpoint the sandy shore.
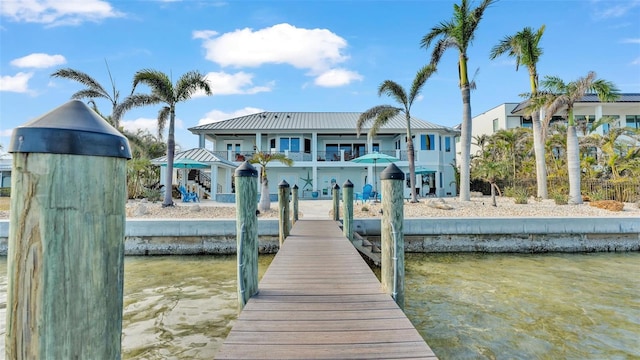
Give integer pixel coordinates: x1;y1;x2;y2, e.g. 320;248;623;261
120;196;640;219
1;196;637;220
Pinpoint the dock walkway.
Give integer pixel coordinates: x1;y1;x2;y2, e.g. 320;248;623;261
216;219;437;359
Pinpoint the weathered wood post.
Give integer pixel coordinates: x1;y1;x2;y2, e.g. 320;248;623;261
292;184;299;224
342;180;354;241
380;163;405;309
278;180;290;246
6;100;131;359
234;161;259;310
332;183;340;221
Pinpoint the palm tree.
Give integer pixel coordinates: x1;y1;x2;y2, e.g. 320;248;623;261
472;158;509;206
538;71;619;204
114;69;212;207
356;64;437;203
490;25;547;198
420;0;496;201
50;62;123;128
249;152;294;212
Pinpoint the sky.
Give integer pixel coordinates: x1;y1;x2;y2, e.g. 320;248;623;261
1;0;639;152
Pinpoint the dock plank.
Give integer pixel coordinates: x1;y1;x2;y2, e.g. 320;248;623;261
216;219;437;359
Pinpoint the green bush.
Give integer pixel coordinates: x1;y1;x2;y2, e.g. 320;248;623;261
505;186;528;204
0;187;10;197
552;192;568;205
588;189;608;201
143;188;163;202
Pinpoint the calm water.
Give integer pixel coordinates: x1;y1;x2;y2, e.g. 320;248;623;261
0;253;638;359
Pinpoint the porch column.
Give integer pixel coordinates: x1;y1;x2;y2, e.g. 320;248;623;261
211;164;219;201
312;132;318;162
225;168;232;193
198;133;205;148
312;166;318;192
255;132;262;152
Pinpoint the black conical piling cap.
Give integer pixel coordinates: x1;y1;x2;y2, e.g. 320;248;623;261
293;184;299;189
343;179;354;188
278;180;290;188
332;183;340;189
380;163;405;180
235;161;258;177
9;100;131;159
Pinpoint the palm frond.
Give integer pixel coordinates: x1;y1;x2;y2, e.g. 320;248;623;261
157;106;171;139
409;64;437;105
51;68;109;98
356;105;399;137
378;81;407;108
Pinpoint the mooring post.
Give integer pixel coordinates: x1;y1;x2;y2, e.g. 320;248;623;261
342;180;354;241
278;180;290;245
6;100;131;359
292;184;299;224
380;163;405;309
234;161;259;311
332;183;340;221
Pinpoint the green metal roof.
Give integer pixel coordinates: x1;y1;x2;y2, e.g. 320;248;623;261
188;112;457;134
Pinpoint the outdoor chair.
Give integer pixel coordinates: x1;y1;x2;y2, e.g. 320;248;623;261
355;184;373;204
178;185;199;202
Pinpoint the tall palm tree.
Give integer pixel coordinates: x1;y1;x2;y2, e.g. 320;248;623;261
114;69;212;207
490;25;548;198
420;0;496;201
356;64;437;203
50;62;123;128
249;152;294;212
538;71;619;204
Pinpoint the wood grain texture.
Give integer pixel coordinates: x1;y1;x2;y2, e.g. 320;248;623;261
7;153;126;359
342;185;353;241
216;220;436;359
235;173;259;310
381;177;405;309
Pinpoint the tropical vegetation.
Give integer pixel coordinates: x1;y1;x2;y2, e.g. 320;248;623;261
420;0;496;202
114;69;212;207
249;152;294;212
357;64;437;203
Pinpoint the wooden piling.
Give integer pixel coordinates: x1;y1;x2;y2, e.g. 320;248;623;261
278;180;290;245
6;100;131;359
342;180;354;241
292;184;299;224
332;183;340;221
380;163;405;309
234;161;259;310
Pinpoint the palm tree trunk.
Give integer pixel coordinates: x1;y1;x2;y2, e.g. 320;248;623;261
258;176;270;212
163;110;176;207
490;183;497;207
566;125;582;204
531;110;548;199
406;129;418;202
459;85;472;201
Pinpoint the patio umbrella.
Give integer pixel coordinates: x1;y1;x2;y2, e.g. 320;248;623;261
351;152;399;197
161;158;209;169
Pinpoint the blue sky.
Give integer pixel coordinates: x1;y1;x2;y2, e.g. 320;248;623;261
1;0;639;152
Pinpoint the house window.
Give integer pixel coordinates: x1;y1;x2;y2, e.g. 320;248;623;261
395;139;401;150
304;138;311;153
445;137;451;152
492;118;499;132
280;137;300;152
269;139;276;150
626;115;640;129
522;116;532;128
420;134;435;150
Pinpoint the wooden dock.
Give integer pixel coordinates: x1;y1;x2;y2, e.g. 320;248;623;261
216;219;437;359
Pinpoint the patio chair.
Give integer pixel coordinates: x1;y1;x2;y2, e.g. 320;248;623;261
178;185;199;202
355;184;373;204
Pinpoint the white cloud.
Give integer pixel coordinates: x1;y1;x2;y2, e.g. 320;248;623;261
0;129;14;137
632;57;640;65
0;72;33;92
11;53;66;68
1;0;121;26
621;38;640;44
194;71;273;97
196;23;355;80
121;117;184;134
314;68;363;87
592;0;640;19
198;107;264;125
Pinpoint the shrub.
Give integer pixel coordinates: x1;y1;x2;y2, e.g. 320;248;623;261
0;187;10;197
552;193;568;205
505;187;528;204
588;189;608;202
143;188;163;203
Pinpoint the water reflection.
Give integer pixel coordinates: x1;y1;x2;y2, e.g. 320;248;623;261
0;253;638;359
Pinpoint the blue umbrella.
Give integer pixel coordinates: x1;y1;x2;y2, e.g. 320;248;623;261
161;158;209;169
351;152;399;197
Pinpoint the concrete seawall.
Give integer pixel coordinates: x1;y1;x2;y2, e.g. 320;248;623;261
0;217;638;255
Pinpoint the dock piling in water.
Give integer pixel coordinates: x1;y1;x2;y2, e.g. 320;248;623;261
235;161;259;311
6;100;131;359
332;183;340;221
292;184;299;224
278;180;290;245
342;179;354;241
380;163;405;309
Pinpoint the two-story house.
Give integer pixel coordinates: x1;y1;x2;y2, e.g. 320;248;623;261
468;93;640;156
183;112;459;201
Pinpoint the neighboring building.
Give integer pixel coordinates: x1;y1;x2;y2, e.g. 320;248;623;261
469;94;640;156
0;153;11;190
187;112;459;200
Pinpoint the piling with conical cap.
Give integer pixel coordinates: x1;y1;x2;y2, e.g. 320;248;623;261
234;161;259;310
380;163;405;309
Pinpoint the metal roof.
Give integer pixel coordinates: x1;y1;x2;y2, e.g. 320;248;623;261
188;112;457;134
151;147;236;168
511;93;640;114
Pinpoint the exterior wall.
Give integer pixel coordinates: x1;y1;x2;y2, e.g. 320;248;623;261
470;103;519;156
